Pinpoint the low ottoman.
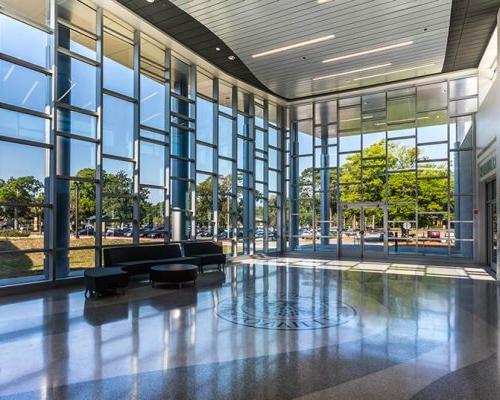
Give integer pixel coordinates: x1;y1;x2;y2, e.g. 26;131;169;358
84;267;129;297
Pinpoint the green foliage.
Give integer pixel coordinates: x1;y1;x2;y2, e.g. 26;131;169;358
0;229;30;237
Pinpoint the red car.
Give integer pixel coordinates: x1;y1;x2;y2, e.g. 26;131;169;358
427;230;441;239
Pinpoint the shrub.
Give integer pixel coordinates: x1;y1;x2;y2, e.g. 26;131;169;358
0;229;31;238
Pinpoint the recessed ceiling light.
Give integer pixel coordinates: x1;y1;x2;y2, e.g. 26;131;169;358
322;41;414;63
228;55;236;61
252;34;335;58
313;63;392;81
352;63;435;81
146;0;155;3
317;0;333;3
215;47;221;51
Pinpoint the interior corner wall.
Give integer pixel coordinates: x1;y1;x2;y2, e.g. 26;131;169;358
475;10;500;277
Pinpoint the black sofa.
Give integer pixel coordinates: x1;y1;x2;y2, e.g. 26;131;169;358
182;241;226;272
103;244;199;275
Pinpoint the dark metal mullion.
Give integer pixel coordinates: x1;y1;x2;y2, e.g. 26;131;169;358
131;29;141;244
95;6;103;267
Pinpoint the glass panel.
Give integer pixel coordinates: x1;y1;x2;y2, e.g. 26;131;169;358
314;124;337;146
450;77;477;99
171;127;193;158
218;82;233;114
171;57;190;98
0;14;49;67
103;158;134;195
103;95;134;158
218;116;233;158
0;141;47;188
0;0;50;25
197;72;213;98
140;73;166;130
450;115;473;150
449;98;477;116
269;103;278;125
297;121;313;155
315;100;337;125
57;109;96;139
0;109;49;143
387;122;415;138
387;96;415;122
140;187;166;241
417;110;448;143
68;138;96;177
140;128;167;143
196;97;214;144
0;252;47;282
238;114;250;137
362;93;386;112
0;60;50;113
417;82;447;112
103;31;134;97
269;126;279;148
388;171;416;201
450;150;473;195
140;141;165;186
237;90;250;113
58;0;97;33
195;173;213;238
255;103;264;128
417;143;448;160
196;144;214;172
418;178;448;211
58;24;97;61
293;104;312;120
57;53;97;111
339;107;361;131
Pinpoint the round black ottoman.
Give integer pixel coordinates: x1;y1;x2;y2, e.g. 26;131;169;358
150;264;198;288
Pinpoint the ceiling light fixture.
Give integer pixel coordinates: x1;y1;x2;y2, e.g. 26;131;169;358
228;55;236;61
352;63;435;81
252;34;335;58
313;63;392;81
317;0;333;3
322;41;414;63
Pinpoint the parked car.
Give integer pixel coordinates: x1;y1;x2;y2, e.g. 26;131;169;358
106;228;124;237
78;226;94;236
427;230;441;239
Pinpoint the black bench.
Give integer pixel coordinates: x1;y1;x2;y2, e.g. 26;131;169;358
182;241;226;272
102;244;199;275
84;267;129;297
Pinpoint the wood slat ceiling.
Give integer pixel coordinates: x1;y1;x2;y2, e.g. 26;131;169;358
117;0;500;100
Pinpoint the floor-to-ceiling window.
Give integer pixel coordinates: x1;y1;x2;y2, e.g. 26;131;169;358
0;1;52;282
0;0;285;285
288;76;478;259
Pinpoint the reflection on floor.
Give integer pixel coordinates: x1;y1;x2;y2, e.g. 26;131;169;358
0;259;499;399
235;256;496;281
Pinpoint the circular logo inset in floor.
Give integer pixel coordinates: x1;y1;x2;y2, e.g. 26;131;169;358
216;292;356;330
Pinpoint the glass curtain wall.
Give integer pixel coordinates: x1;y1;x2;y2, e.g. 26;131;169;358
0;0;283;285
288;76;478;259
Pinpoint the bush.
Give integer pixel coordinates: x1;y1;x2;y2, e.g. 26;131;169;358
0;229;31;238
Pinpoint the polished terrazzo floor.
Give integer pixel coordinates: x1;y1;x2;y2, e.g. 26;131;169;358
0;258;499;399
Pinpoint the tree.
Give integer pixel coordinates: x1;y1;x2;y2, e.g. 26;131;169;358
0;176;44;230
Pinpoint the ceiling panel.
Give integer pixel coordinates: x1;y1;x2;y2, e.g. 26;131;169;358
171;0;452;98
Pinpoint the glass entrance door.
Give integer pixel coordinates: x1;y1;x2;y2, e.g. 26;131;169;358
340;203;387;258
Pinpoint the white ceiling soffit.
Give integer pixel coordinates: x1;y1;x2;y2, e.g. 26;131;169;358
171;0;453;99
